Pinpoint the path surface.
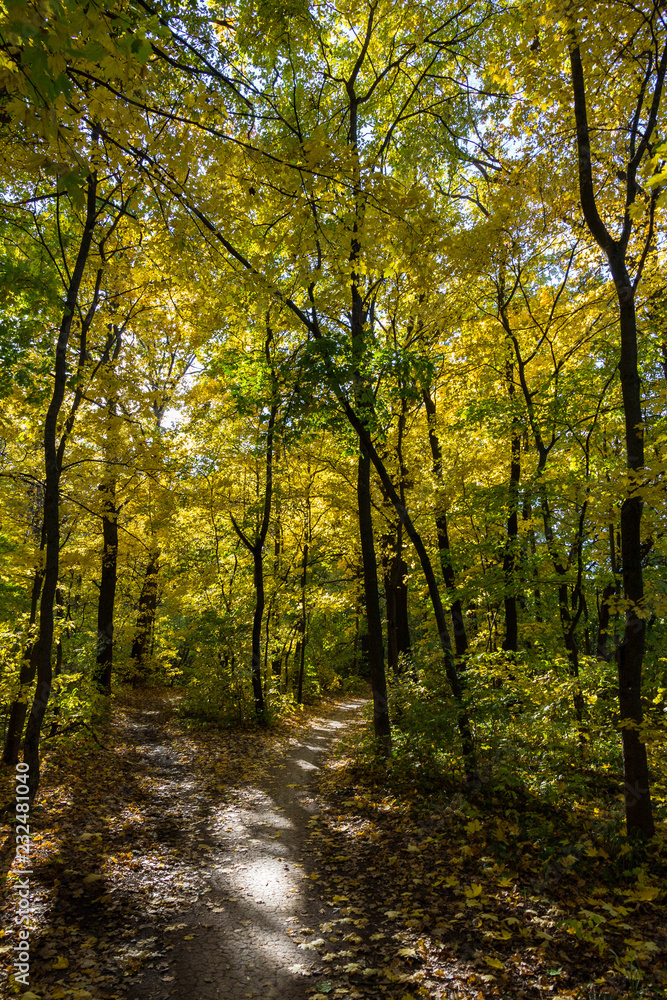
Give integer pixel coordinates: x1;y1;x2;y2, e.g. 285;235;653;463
134;698;367;1000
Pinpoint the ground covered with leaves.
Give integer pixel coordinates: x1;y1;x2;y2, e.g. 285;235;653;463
301;717;667;1000
0;691;665;1000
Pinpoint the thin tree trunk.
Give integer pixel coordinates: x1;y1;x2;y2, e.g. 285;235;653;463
3;523;46;765
251;546;266;712
596;582;616;661
23;173;98;799
130;547;160;685
94;327;122;695
383;532;411;674
503;390;521;653
422;387;468;658
230;336;278;719
297;479;311;705
338;396;476;779
94;476;118;694
358;445;390;743
297;544;308;704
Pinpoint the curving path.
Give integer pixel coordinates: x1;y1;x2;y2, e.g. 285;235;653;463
136;698;366;1000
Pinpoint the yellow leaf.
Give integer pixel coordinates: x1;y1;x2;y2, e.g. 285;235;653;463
52;956;69;969
484;956;505;969
464;883;483;898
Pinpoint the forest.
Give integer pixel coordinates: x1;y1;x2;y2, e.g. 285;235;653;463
0;0;667;996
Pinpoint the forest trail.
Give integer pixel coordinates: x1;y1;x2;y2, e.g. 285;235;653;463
0;695;370;1000
133;696;367;1000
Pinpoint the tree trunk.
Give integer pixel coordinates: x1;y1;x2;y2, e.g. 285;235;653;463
297;503;310;704
358;446;390;744
230;335;278;720
250;545;266;716
615;281;653;836
422;387;468;658
23;172;98;799
94;476;118;694
569;36;660;836
596;581;616;661
338;398;476;779
382;527;411;674
130;547;160;685
502;407;521;653
3;529;45;765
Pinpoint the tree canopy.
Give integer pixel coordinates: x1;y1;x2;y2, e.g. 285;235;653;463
1;0;666;847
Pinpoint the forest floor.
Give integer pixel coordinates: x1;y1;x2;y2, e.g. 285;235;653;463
0;692;665;1000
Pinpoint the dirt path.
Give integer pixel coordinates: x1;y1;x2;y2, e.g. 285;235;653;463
131;698;367;1000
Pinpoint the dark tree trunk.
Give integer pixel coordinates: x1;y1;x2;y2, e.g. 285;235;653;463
395;557;411;663
497;281;523;653
130;548;160;685
615;283;653;836
296;518;309;704
422;387;468;658
382;528;411;674
337;398;476;778
250;546;265;714
523;500;542;623
358;446;390;743
230;330;278;720
502;412;521;653
94;476;118;694
569;35;663;836
3;525;45;765
23;173;98;799
596;582;616;661
94;328;122;695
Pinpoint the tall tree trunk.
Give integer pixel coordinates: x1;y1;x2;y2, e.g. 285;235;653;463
383;531;411;674
94;327;123;695
422;387;468;658
23;173;98;799
615;283;653;836
596;581;616;661
335;395;476;779
230;334;278;720
297;539;308;705
130;547;160;685
297;473;311;704
94;476;118;694
502;385;521;653
251;545;266;714
523;499;542;623
569;35;663;836
358;445;390;743
3;523;46;765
